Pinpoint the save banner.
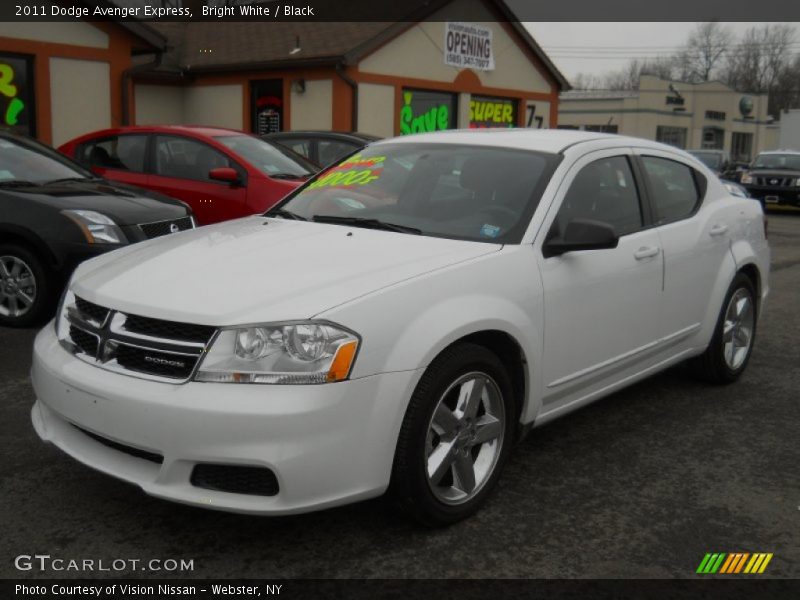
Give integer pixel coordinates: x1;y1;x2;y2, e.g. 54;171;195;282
444;22;494;71
399;90;457;135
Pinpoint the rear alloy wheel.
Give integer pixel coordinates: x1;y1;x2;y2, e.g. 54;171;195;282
693;273;757;384
0;245;50;327
392;343;516;526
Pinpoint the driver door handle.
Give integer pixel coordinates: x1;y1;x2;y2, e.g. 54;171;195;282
633;246;660;260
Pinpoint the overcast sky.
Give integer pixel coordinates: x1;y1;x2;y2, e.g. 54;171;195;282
523;22;799;82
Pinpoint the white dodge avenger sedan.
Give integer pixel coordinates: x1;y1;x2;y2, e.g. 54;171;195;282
31;130;769;525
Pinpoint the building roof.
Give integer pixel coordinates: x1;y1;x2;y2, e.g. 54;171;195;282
559;90;638;101
140;0;569;89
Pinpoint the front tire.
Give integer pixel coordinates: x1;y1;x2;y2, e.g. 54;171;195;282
0;244;52;328
693;273;757;384
391;343;516;526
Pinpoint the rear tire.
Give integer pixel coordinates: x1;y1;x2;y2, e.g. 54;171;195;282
0;244;53;328
692;273;757;384
391;343;516;526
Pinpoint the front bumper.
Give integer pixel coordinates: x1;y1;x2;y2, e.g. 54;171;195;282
742;186;800;206
31;324;421;515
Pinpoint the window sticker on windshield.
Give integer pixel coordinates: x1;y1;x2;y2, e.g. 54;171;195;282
307;153;386;190
480;224;501;238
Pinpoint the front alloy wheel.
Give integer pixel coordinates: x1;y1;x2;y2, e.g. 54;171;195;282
0;244;52;327
392;343;516;526
0;255;37;319
426;372;505;505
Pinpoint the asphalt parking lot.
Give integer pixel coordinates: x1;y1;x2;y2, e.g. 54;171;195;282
1;212;798;580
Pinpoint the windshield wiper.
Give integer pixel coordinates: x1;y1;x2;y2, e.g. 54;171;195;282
266;208;307;221
45;176;96;185
270;173;308;180
312;215;422;235
0;180;40;188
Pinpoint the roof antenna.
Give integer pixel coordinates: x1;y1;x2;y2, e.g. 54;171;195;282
289;36;301;55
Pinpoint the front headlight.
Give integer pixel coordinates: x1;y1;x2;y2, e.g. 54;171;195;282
740;172;753;185
195;321;360;384
55;287;74;341
62;209;127;244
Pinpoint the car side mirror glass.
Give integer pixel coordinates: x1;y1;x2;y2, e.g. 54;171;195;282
209;167;240;185
544;218;619;258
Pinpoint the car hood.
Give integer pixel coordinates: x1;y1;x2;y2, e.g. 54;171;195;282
72;217;500;325
7;179;188;225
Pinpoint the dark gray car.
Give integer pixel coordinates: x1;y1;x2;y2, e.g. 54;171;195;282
0;132;194;326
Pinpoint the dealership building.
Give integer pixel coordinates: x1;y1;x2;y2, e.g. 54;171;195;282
0;0;568;147
558;76;775;162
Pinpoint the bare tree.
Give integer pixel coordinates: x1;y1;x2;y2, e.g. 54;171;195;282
602;57;677;90
722;24;795;92
721;24;796;115
676;22;733;82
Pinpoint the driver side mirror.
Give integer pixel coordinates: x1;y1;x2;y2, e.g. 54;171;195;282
209;167;241;185
543;218;619;258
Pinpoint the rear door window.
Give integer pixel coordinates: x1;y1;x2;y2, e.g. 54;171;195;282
79;135;147;172
642;156;702;223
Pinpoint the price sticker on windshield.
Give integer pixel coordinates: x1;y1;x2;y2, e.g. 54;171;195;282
308;154;386;190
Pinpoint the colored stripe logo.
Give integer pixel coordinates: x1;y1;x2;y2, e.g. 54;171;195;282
696;552;773;574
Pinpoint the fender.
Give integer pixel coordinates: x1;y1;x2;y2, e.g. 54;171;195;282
0;224;59;269
322;247;545;423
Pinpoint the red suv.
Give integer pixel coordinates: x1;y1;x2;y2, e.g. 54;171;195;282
59;126;316;225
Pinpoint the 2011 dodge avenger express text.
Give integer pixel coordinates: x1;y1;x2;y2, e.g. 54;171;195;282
31;130;769;525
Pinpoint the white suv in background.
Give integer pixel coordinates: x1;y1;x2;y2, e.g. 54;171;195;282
31;130;769;525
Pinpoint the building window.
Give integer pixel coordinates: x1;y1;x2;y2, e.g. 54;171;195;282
583;124;618;134
705;110;726;121
701;126;724;150
399;89;457;135
0;52;35;137
251;79;283;135
731;132;753;162
469;95;518;128
656;126;687;149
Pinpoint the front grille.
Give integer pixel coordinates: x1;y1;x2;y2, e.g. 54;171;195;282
755;176;794;187
139;216;194;239
115;344;196;379
125;314;215;344
75;297;109;326
70;325;98;357
190;464;279;496
74;425;163;464
64;296;215;382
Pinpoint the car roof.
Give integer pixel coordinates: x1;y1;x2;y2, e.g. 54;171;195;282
266;131;380;141
74;125;248;139
374;129;675;154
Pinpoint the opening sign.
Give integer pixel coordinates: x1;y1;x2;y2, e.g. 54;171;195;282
444;22;494;71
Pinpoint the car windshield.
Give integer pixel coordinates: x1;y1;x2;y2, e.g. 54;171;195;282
690;151;722;169
214;135;316;178
751;153;800;171
271;143;560;244
0;136;91;184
